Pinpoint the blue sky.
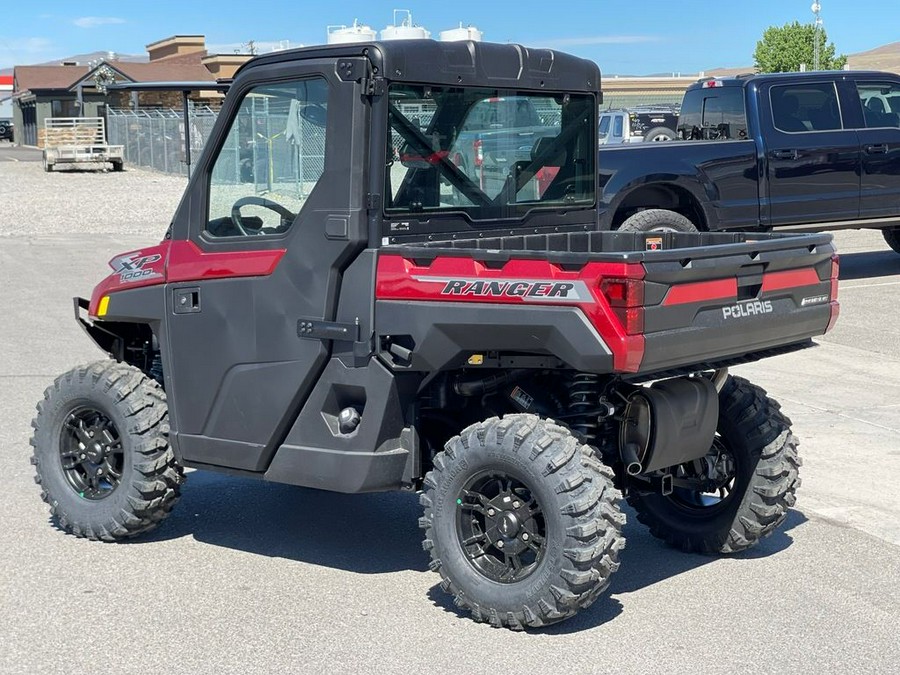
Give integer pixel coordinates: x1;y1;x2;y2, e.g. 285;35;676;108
2;1;899;74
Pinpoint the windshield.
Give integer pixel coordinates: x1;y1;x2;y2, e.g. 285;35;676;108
599;115;611;138
385;84;596;221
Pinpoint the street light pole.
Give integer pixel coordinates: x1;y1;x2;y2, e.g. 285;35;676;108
811;1;823;70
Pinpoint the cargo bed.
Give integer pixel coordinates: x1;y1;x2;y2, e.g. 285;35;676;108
377;230;838;376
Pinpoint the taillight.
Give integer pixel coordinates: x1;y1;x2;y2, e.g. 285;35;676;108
473;139;483;167
826;254;840;332
600;277;645;335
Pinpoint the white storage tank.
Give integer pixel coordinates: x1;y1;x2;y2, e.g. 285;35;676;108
327;20;377;44
380;9;431;40
438;23;483;42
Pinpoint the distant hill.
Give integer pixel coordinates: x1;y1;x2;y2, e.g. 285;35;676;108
703;41;900;77
847;41;900;72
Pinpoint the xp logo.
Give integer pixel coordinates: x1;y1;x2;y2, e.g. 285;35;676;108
110;252;162;283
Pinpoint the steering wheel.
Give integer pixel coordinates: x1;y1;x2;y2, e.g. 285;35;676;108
230;196;296;236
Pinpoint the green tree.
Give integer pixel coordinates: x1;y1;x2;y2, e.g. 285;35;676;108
753;21;848;73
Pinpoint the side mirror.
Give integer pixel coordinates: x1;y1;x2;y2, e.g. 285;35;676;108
299;103;327;127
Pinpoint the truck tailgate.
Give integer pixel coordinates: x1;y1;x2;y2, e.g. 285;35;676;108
636;235;838;373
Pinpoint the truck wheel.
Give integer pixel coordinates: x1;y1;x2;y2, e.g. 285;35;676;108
627;376;800;554
643;126;676;142
420;414;625;629
42;156;53;172
30;361;184;541
618;209;698;233
883;227;900;254
112;161;124;172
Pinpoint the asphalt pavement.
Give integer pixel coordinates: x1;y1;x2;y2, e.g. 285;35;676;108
0;142;42;163
0;179;898;673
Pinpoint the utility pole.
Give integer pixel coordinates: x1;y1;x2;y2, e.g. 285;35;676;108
811;1;823;70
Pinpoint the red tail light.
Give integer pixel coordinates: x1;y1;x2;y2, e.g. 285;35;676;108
826;254;840;332
600;277;645;335
473;139;483;167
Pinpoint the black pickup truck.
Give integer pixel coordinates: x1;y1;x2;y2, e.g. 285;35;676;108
598;70;900;254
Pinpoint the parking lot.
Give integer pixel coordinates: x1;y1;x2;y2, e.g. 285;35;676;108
1;152;898;674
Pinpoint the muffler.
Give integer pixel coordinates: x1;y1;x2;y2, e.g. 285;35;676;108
619;376;719;475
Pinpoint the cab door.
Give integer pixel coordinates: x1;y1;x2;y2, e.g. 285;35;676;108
162;59;368;472
762;80;860;227
852;78;900;219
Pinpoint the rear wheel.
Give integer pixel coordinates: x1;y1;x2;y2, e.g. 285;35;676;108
883;227;900;254
643;126;676;142
627;376;800;554
420;414;625;629
31;361;184;540
619;208;698;233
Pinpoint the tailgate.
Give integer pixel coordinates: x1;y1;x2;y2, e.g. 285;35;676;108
636;235;838;374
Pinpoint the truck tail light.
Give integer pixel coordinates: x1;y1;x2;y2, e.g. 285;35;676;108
826;254;840;332
600;277;645;335
473;139;483;167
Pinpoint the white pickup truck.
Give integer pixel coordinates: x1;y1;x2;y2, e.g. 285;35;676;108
42;117;124;172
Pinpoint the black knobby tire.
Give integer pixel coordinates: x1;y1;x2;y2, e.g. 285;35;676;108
420;414;626;629
883;227;900;254
31;361;184;541
618;208;698;233
627;376;800;554
643;126;676;142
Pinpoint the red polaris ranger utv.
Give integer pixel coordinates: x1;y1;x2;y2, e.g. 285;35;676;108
31;40;838;629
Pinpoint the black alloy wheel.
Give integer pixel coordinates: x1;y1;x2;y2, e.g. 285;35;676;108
59;406;124;500
665;437;737;515
420;414;626;629
32;361;184;541
627;375;800;554
456;471;546;584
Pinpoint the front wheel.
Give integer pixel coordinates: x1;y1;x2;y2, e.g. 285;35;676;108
420;414;625;629
883;227;900;254
31;361;184;540
618;208;698;233
627;376;800;554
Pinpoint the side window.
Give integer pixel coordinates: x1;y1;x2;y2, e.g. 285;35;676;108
771;83;841;133
677;87;747;140
206;78;328;238
856;81;900;129
613;115;624;137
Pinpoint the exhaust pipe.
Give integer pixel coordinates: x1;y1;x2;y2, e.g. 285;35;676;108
619;376;719;475
621;442;643;476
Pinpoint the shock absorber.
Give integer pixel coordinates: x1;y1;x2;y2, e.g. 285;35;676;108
567;373;603;443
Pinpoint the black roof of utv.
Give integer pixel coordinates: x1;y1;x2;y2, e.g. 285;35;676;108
235;39;601;93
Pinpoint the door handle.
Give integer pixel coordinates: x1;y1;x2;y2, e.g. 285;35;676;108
864;144;889;155
771;149;799;160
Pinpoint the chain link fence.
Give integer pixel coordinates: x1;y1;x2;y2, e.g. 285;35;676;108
107;106;326;184
108;102;562;179
107;107;217;176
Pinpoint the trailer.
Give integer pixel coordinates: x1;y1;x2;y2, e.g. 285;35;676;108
42;117;124;172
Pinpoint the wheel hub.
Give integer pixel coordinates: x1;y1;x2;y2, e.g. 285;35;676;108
497;511;520;538
456;472;546;584
59;407;124;500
